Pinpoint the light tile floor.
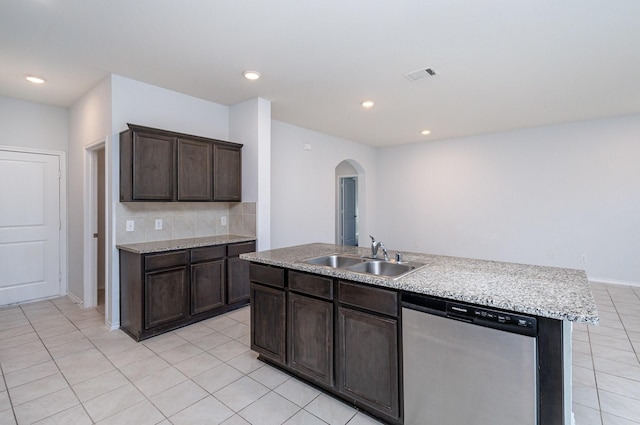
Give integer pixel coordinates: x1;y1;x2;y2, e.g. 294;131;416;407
0;282;638;425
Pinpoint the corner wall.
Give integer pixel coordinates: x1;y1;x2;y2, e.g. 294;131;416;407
376;115;640;283
270;120;377;249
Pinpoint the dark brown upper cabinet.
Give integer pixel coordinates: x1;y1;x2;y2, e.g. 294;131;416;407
120;124;242;202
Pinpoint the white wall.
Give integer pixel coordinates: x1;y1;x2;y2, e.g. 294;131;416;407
271;120;377;249
376;115;640;283
0;96;68;151
68;78;112;304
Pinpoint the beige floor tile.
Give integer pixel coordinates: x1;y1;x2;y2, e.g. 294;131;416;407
214;376;269;412
209;340;249;362
202;316;239;332
249;360;291;389
0;408;16;425
573;364;597;387
274;377;321;407
119;354;171;382
191;332;232;351
224;307;250;324
72;370;130;403
601;412;640;424
104;344;155;369
83;383;145;423
283;410;327;425
47;337;95;360
150;380;208;417
31;404;92;424
133;366;187;398
236;333;251;347
0;325;33;341
12;387;79;425
599;389;640;422
143;333;188;354
0;332;39;351
0;340;46;362
4;360;59;389
41;329;86;349
592;346;640;367
0;349;52;374
596;372;640;401
173;352;222;378
170;396;234;425
220;415;250;425
8;373;69;406
31;317;72;332
0;391;10;412
173;323;214;341
157;343;204;365
573;382;601;409
344;411;385;425
594;357;640;381
239;391;300;425
54;348;115;385
305;394;356;425
226;351;262;374
95;399;165;425
572;403;603;425
193;363;243;394
590;334;635;352
90;331;139;355
218;323;250;340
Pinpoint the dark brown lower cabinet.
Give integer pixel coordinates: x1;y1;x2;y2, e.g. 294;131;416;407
145;266;188;329
226;241;256;304
337;306;400;421
190;259;225;315
120;240;255;341
288;293;334;387
250;282;286;364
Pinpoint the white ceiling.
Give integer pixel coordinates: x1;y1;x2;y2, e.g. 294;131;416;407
1;0;639;146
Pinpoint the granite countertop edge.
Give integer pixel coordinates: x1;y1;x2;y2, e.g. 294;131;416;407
117;234;256;254
240;243;600;325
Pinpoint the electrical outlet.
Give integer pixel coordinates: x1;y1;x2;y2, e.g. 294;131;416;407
126;220;134;232
155;219;163;230
221;216;227;226
580;254;588;263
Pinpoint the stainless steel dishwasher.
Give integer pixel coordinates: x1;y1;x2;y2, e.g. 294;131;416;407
402;293;538;425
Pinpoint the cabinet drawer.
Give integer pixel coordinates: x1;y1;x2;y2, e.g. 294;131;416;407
228;241;256;257
190;245;226;263
338;281;398;317
289;271;333;300
250;264;285;288
145;251;187;271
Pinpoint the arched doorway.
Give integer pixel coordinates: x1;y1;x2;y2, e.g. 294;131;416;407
335;160;364;246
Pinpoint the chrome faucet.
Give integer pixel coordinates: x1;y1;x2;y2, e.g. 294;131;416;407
369;235;389;261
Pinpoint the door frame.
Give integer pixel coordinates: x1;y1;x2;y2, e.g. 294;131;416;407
338;175;358;246
83;140;107;309
0;145;68;300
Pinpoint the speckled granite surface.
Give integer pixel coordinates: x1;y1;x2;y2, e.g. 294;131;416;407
241;243;599;324
117;234;256;254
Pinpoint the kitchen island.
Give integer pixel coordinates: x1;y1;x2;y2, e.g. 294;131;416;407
241;243;599;425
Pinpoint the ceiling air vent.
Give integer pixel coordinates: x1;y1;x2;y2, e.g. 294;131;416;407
404;68;437;81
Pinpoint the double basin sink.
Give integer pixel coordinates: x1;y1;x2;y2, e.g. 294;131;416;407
300;253;426;279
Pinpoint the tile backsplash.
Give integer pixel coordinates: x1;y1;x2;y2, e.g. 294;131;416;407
116;202;256;244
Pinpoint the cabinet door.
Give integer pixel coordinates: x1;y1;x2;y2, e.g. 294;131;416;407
144;267;188;329
213;144;241;201
132;132;175;200
250;283;286;364
337;306;400;420
191;259;225;315
288;293;334;387
177;138;212;201
227;257;250;304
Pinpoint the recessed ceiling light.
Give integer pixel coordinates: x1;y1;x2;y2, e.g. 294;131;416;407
25;75;46;84
361;100;374;108
421;129;431;135
243;71;261;80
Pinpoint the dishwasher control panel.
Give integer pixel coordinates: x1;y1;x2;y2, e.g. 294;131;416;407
447;303;537;337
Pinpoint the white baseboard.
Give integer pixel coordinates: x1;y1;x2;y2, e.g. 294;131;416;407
107;320;120;331
589;277;640;288
66;292;84;306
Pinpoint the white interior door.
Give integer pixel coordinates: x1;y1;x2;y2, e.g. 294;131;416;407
0;149;61;305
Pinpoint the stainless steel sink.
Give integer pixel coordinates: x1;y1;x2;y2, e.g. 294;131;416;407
301;254;425;279
345;260;416;277
303;254;365;268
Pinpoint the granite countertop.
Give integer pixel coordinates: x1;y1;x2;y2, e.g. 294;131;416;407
117;234;256;254
241;243;599;324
